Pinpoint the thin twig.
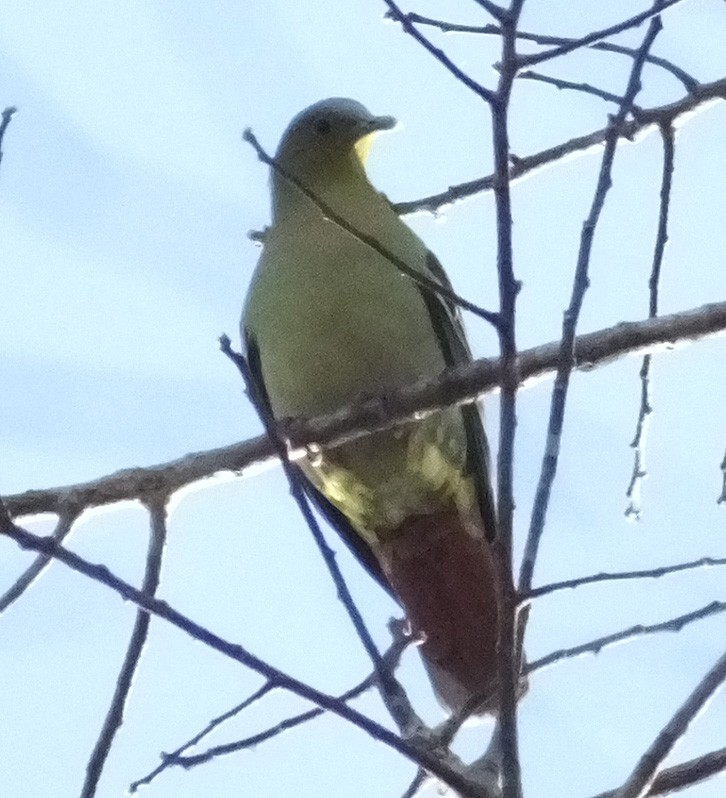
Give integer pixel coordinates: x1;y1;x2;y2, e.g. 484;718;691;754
523;556;726;601
592;746;726;798
517;17;662;639
128;681;275;792
624;353;654;519
0;506;80;613
472;0;507;22
0;106;17;172
517;0;687;69
577;43;698;94
519;70;633;108
614;648;726;798
80;493;169;798
391;13;699;92
6;301;726;520
164;629;411;772
382;0;496;104
219;338;423;738
401;769;429;798
625;124;675;519
242;128;499;328
132;624;409;790
0;506;488;798
388;13;500;35
718;449;726;505
527;600;726;674
393;77;726;216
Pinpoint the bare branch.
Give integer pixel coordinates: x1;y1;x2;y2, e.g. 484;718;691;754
518;16;662;643
242;128;500;327
624;353;654;520
523;556;726;601
527;600;726;675
390;13;499;35
0;106;17;172
574;44;698;94
393;77;726;215
161;629;411;773
129;681;275;792
0;506;490;798
0;506;80;614
220;339;423;738
398;14;699;92
132;623;410;791
517;0;688;69
488;5;528;796
472;0;507;22
381;1;497;104
613;648;726;798
401;769;428;798
80;493;169;798
626;125;675;519
592;746;726;798
6;301;726;520
518;70;632;107
719;449;726;505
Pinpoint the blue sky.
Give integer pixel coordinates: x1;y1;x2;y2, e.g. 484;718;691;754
1;1;725;796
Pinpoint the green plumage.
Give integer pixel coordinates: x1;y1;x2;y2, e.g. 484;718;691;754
242;100;492;551
242;99;502;714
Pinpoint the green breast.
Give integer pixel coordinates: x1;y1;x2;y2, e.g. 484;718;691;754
243;178;474;541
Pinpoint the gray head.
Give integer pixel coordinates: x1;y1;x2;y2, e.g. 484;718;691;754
275;98;396;169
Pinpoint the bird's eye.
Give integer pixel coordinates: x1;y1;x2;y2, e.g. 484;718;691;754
315;119;332;136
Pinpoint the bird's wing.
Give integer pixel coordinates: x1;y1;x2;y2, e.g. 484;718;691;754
420;250;497;541
242;245;496;602
243;332;397;599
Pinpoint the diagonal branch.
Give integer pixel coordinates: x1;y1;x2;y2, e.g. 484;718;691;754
517;17;664;685
393;77;726;215
242;129;499;327
396;14;699;92
523;556;726;601
80;493;169;798
625;124;675;519
517;0;688;69
517;15;662;612
164;629;411;772
472;0;507;22
131;625;410;791
220;339;422;738
527;600;726;675
592;746;726;798
613;648;726;798
401;769;429;798
0;106;17;172
129;681;274;792
382;0;497;104
0;505;80;614
0;506;492;798
6;301;726;519
518;70;632;107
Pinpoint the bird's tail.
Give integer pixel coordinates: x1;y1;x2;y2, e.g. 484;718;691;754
378;511;499;716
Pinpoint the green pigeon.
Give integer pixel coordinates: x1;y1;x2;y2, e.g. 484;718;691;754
242;98;499;714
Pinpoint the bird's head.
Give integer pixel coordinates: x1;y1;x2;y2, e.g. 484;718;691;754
274;98;397;181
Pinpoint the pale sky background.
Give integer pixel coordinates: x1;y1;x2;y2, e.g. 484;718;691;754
1;1;725;797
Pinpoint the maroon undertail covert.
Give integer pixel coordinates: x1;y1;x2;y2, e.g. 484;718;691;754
378;510;499;715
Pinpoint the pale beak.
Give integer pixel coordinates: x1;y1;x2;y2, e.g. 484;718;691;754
369;114;397;132
355;114;398;163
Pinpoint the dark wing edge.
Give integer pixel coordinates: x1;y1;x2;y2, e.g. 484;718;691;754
243;332;397;600
421;251;498;542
